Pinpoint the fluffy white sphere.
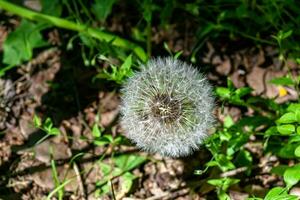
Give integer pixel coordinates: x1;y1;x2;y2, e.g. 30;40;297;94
120;57;214;157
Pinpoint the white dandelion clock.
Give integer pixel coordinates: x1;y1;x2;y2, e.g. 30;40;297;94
120;57;214;157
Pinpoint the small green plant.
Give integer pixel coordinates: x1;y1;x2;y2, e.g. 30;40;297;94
208;178;240;200
200;76;300;199
0;0;147;77
33;115;61;144
249;187;297;200
47;159;71;200
2;19;47;66
95;154;147;198
96;54;134;84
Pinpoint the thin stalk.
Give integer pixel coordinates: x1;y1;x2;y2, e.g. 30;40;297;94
77;0;94;22
0;64;15;76
71;0;82;22
146;20;152;57
62;0;76;20
222;26;276;45
46;179;72;200
0;0;147;62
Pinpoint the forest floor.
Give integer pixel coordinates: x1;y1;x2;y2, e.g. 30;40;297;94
0;9;300;200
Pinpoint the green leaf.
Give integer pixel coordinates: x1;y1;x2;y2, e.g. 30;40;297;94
265;126;278;136
33;114;41;128
273;30;293;45
40;117;60;135
41;0;62;16
277;112;297;124
287;104;300;113
96;54;133;84
79;33;95;47
215;154;235;172
92;0;116;21
218;191;231;200
93;136;112;146
207;179;224;187
95;182;110;197
277;124;295;135
121;172;136;194
99;162;111;176
3;19;47;66
281;30;293;40
112;135;127;145
271;165;289;176
114;154;147;171
297;127;300;135
227;79;235;90
234;150;252;169
277;143;299;159
141;0;153;22
160;0;173;25
297;112;300;123
43;118;53;131
174;51;183;59
227;133;249;156
195;23;215;42
284;164;300;188
294;146;300;157
98;163;122;181
270;77;294;86
224;115;234;128
216;87;231;99
288;135;300;143
120;54;133;76
264;187;297;200
248;198;263;200
184;3;200;16
99;163;112;176
235;87;252;98
49;128;60;136
207;178;239;191
97;155;146;190
219;130;232;142
92;124;102;138
236;116;272;131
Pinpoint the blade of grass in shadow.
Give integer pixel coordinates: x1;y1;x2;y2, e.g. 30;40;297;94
0;0;147;62
51;159;64;200
46;179;72;200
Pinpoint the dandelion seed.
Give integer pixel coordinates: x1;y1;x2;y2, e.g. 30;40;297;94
120;57;214;157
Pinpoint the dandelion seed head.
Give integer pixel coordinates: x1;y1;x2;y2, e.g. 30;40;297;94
120;57;214;157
